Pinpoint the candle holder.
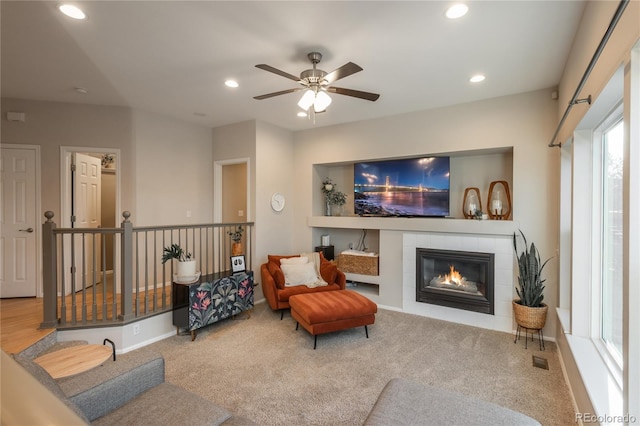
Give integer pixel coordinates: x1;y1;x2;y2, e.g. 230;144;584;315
462;187;482;219
487;181;511;220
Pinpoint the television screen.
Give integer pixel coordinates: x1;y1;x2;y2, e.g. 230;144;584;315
354;157;450;217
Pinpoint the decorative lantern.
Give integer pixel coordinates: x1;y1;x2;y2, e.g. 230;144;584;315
487;181;512;220
462;187;482;219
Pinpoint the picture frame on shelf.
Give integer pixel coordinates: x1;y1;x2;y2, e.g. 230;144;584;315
231;255;246;273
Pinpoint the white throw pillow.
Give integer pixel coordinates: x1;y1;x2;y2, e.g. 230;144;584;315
280;256;309;265
281;262;320;287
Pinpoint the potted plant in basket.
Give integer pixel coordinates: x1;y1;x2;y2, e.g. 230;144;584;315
161;243;196;280
512;230;552;330
228;226;244;255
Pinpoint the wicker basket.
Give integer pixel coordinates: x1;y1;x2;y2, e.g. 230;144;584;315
338;253;379;276
512;300;548;329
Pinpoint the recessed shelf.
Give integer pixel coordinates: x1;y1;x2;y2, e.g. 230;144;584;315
345;272;380;285
346;281;379;297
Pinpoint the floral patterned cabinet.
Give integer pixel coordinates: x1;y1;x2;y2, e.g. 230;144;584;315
172;271;254;341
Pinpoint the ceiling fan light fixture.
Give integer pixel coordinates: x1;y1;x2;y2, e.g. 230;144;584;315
255;52;378;116
314;91;332;112
297;89;315;111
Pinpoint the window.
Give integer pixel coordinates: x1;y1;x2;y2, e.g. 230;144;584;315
600;116;624;364
560;44;640;421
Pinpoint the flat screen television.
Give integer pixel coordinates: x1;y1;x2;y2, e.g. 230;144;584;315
354;156;450;217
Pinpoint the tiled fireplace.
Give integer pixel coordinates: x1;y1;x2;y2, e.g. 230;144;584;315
403;231;514;333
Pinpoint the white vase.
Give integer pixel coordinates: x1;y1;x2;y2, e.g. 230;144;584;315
176;260;197;278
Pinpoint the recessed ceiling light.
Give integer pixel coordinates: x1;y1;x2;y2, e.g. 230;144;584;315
445;3;468;19
74;87;88;94
469;74;486;83
297;112;307;118
58;3;86;20
224;80;239;88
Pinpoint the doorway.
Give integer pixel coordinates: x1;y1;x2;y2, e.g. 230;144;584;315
60;147;120;293
0;145;42;298
214;158;250;223
221;163;247;222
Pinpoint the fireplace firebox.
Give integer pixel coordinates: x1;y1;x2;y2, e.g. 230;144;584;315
416;248;494;314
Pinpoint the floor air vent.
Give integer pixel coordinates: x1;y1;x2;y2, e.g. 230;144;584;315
532;355;549;370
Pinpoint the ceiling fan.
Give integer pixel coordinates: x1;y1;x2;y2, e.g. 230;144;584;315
253;52;380;113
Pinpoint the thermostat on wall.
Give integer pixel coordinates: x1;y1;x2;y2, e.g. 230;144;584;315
7;112;26;122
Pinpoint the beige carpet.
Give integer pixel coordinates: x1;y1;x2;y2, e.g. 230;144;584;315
146;301;575;425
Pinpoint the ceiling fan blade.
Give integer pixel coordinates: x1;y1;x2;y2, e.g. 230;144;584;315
327;86;380;102
255;64;301;82
253;88;303;100
323;62;363;84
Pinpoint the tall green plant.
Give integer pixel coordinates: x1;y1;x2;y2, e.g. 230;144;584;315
513;230;551;307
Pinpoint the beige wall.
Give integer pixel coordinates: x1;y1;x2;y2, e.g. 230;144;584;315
0;98;134;221
0;100;216;227
212;120;257;223
556;0;640;144
255;120;295;261
132;109;213;226
291;88;559;317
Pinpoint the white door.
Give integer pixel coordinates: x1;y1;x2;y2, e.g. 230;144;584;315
72;153;102;288
1;147;37;298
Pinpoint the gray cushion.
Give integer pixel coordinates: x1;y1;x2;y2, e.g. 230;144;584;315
364;378;541;426
57;350;162;399
62;352;165;421
92;382;232;426
12;353;90;424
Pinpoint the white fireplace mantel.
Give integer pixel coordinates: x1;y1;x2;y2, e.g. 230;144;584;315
403;231;516;333
308;216;519;236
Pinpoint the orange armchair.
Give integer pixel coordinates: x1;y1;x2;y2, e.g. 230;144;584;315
260;253;346;319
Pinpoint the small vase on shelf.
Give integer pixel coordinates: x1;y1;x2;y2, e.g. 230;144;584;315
325;201;332;216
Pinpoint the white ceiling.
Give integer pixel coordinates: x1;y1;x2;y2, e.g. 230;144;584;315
1;1;586;132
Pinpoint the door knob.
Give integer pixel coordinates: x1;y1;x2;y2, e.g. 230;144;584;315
19;228;34;233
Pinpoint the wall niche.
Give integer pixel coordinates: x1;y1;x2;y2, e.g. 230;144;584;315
313;147;513;220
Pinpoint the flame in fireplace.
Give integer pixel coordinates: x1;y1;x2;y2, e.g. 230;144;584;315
441;265;464;286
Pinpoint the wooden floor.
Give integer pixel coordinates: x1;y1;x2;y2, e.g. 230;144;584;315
1;285;172;355
0;297;54;355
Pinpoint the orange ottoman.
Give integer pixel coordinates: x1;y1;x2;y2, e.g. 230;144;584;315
289;290;377;349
